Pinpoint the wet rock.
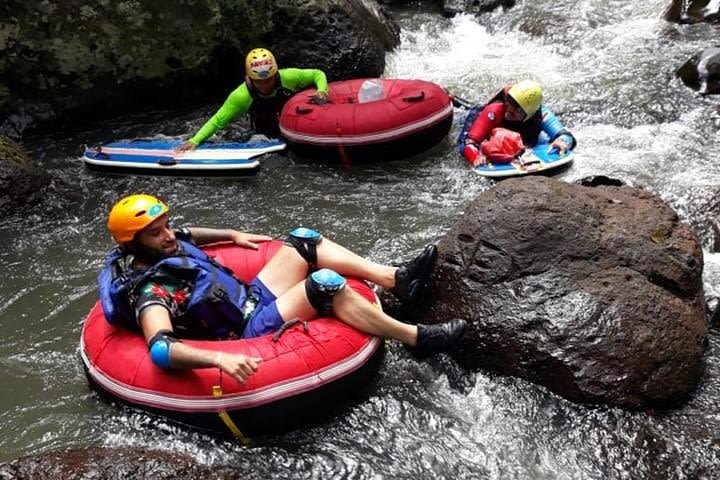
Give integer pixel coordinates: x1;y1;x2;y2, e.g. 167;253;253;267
268;0;399;81
414;176;707;409
0;446;247;480
443;0;516;16
0;135;49;216
575;175;626;188
677;47;720;96
664;0;720;24
0;0;399;135
0;84;9;119
713;217;720;252
707;296;720;329
377;0;515;16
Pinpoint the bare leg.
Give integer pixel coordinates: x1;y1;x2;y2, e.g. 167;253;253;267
257;240;398;298
314;238;396;289
256;245;309;296
313;239;437;306
273;281;418;346
331;287;417;345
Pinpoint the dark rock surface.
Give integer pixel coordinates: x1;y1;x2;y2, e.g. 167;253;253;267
0;0;399;136
665;0;720;23
677;47;720;96
376;0;514;17
575;175;627;188
442;0;516;16
0;135;49;215
413;176;707;409
0;447;248;480
707;296;720;329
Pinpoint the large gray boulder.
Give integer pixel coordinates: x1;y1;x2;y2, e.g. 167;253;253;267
0;0;399;135
415;177;707;409
0;135;49;215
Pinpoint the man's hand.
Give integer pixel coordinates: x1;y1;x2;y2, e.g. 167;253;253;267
215;352;262;384
174;141;197;153
229;231;273;249
310;91;328;105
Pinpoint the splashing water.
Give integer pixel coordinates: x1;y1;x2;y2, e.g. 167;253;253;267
1;1;720;478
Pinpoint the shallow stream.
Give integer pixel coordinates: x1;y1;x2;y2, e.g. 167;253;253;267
1;1;719;478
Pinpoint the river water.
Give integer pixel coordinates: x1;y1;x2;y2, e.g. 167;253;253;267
1;0;720;478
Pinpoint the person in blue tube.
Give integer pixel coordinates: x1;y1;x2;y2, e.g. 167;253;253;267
459;80;577;167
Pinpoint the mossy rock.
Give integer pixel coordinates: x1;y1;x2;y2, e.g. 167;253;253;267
0;0;399;132
0;135;49;215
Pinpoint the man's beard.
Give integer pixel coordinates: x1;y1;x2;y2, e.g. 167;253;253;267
128;240;177;264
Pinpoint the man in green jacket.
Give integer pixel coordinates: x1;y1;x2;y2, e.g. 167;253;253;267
177;48;328;151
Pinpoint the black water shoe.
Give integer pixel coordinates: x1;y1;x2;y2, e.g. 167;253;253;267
392;244;437;305
414;319;467;359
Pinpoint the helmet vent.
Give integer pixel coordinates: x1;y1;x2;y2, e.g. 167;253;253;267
135;210;146;217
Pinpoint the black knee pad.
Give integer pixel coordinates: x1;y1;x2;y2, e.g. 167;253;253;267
285;227;323;269
305;268;346;316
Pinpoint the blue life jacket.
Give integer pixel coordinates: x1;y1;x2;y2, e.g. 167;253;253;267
457;103;484;153
98;240;249;339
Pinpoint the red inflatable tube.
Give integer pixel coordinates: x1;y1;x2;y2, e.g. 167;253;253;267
279;78;453;163
80;240;384;436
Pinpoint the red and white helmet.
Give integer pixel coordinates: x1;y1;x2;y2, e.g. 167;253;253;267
245;48;278;80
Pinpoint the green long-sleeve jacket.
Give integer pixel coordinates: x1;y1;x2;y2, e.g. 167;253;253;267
190;68;328;145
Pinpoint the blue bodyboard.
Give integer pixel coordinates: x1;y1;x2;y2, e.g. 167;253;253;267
83;139;286;176
473;143;574;178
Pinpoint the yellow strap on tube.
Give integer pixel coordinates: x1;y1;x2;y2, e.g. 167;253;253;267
212;385;251;445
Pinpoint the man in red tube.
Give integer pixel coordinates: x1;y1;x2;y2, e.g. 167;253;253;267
98;194;467;383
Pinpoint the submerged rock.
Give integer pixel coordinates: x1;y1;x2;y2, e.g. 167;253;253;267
414;176;707;409
665;0;720;23
375;0;515;17
0;135;49;215
677;47;720;96
0;447;244;480
442;0;516;16
707;296;720;329
575;175;626;188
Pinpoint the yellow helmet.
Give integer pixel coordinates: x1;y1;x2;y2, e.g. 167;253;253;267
107;194;169;244
508;80;543;119
245;48;278;80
